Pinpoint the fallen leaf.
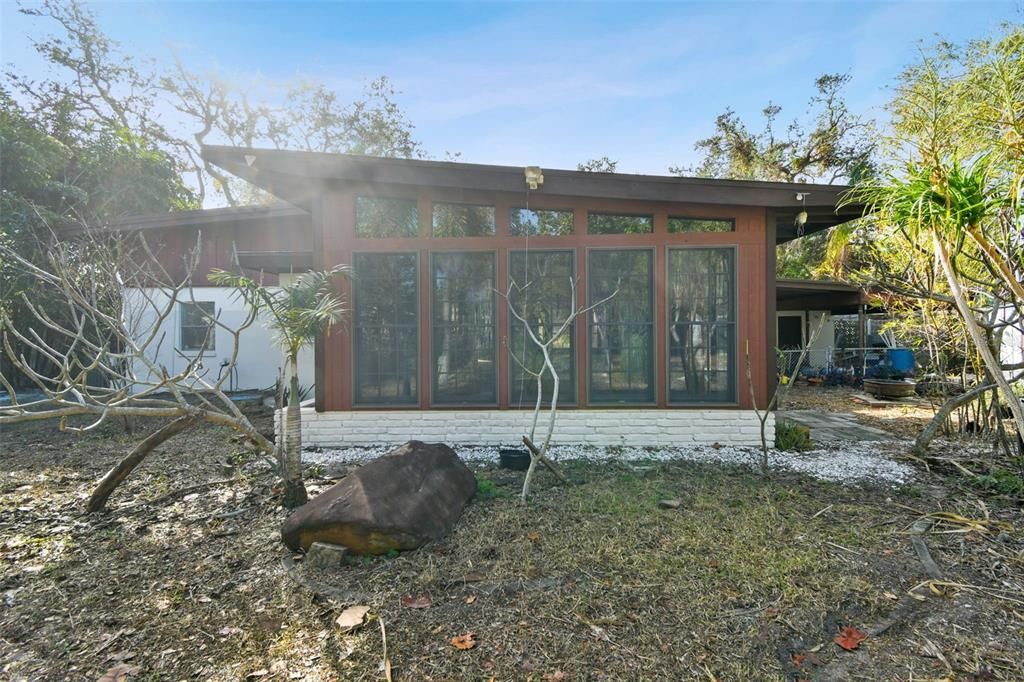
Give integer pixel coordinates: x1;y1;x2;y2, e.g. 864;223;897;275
543;672;568;681
245;671;268;679
401;594;432;609
526;531;541;542
451;632;477;650
335;605;370;632
791;653;806;666
465;595;477;604
97;663;140;682
833;626;867;651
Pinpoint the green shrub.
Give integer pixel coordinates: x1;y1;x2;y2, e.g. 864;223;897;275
775;419;813;452
976;469;1024;496
476;477;501;499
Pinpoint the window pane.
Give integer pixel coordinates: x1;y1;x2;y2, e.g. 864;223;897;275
588;250;654;403
587;212;653;235
353;253;419;404
668;248;736;402
180;301;215;351
510;208;574;236
668;217;734;233
432;203;496;237
432;252;496;403
355;196;419;238
508;251;575;405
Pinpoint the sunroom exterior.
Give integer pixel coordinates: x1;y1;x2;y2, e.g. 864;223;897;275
198;146;860;447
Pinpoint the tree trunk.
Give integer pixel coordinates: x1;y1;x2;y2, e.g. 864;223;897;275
912;382;994;456
933;234;1024;443
283;354;308;508
87;415;197;513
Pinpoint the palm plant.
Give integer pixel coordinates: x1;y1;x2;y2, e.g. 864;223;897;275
210;266;349;507
845;156;1024;440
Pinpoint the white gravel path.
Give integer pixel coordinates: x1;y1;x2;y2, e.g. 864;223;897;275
305;440;916;486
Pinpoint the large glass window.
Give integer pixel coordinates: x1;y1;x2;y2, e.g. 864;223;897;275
668;216;734;233
180;301;215;351
510;208;574;236
508;251;576;406
588;250;654;403
667;248;736;403
432;203;496;237
355;196;419;238
432;252;496;403
353;253;419;405
587;212;653;235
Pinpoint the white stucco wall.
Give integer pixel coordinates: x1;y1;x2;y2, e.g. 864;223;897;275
125;287;314;393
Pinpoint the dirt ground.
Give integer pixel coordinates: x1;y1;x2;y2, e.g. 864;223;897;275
780;384;941;439
1;405;1022;681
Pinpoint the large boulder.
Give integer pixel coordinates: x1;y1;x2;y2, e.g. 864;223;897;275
282;441;476;555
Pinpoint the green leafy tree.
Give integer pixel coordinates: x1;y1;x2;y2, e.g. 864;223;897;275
10;0;424;207
1;89;195;386
209;267;350;508
676;74;877;278
577;157;619;173
843;24;1024;453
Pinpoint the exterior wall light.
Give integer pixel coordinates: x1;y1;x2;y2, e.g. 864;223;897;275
524;166;544;190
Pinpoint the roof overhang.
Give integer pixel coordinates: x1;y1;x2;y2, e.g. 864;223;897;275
776;278;875;315
62;205;309;235
201;145;862;242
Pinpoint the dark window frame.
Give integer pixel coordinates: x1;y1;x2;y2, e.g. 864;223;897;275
179;301;216;352
354;195;420;238
351;251;421;407
666;245;738;405
506;248;578;407
585;247;657;405
429;250;498;406
586;211;654;235
431;202;497;238
667;216;736;233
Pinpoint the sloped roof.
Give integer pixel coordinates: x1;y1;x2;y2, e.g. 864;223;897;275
201;145;862;243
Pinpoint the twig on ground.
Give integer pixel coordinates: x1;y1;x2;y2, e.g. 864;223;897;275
810;504;834;520
379;616;392;682
522;435;569;484
103;477;244;517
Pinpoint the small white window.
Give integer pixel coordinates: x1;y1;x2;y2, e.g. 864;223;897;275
180;301;216;351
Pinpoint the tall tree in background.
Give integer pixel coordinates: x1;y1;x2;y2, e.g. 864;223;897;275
843;23;1024;452
7;0;423;208
676;74;877;278
577;157;619;173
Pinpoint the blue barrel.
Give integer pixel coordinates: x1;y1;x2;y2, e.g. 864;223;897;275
888;348;915;373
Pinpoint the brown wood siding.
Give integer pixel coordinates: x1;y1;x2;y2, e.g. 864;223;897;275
143;213;311;286
314;186;771;411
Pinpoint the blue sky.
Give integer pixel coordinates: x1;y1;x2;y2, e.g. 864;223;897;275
2;1;1019;176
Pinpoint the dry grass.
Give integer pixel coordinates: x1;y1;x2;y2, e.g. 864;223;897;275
1;415;1022;680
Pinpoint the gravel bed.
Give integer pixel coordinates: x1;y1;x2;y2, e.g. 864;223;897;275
305;440;916;486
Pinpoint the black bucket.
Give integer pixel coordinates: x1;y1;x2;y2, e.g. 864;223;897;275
499;448;531;471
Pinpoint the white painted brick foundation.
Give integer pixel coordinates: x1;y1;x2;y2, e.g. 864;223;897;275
278;409;774;448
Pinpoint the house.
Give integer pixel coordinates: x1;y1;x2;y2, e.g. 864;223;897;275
121;146;863;447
